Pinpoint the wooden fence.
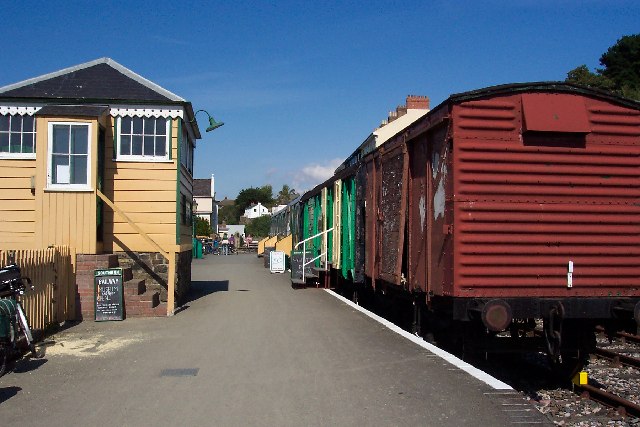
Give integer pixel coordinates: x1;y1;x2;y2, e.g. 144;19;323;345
0;246;76;332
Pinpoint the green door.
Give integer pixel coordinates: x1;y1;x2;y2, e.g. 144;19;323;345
341;177;356;279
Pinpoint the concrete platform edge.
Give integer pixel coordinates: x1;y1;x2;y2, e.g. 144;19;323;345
324;289;514;391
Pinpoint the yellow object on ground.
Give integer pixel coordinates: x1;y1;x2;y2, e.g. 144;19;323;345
572;371;588;386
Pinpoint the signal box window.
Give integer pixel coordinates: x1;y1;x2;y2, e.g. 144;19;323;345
0;114;36;158
117;116;168;161
47;122;92;190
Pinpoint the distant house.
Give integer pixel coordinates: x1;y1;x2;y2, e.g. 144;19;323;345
0;57;208;316
218;224;229;237
243;202;269;219
219;196;235;208
193;175;218;234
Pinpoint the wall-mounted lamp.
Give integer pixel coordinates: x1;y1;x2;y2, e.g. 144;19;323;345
193;109;224;132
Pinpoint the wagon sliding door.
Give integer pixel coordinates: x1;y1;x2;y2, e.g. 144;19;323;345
376;143;409;286
407;136;429;293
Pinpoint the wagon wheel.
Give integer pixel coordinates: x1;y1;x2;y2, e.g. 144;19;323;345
548;320;595;380
549;349;589;381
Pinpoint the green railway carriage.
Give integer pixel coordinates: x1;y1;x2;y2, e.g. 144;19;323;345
298;183;329;269
270;200;294;237
289;164;358;286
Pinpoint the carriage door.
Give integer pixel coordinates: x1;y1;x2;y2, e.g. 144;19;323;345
408;136;429;293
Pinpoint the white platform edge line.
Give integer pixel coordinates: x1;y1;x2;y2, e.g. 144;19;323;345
324;289;513;390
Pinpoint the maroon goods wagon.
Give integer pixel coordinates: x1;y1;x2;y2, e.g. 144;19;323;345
366;83;640;373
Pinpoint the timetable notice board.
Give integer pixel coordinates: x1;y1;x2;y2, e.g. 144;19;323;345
270;251;286;273
94;268;124;321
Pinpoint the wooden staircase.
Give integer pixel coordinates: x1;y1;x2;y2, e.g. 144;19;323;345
121;267;166;317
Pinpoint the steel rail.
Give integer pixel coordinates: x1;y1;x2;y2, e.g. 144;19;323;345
575;384;640;418
595;326;640;345
594;347;640;370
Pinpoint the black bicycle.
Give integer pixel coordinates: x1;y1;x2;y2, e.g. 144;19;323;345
0;264;38;376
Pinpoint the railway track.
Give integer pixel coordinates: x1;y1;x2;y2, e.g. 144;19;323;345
594;346;640;370
595;326;640;345
571;331;640;420
575;383;640;418
460;329;640;424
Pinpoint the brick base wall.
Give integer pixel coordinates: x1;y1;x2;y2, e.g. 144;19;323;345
76;254;119;320
75;251;192;320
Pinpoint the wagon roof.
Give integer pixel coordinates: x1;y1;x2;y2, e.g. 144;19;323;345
441;81;640;111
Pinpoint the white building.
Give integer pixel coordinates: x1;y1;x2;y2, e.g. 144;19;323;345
193;174;218;234
226;225;245;239
243;202;269;219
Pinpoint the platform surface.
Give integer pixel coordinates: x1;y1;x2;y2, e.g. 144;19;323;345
0;254;551;426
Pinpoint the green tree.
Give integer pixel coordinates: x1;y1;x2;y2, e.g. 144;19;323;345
566;34;640;100
275;184;299;205
566;64;614;91
235;185;274;213
245;215;271;238
194;217;212;237
600;34;640;99
218;204;240;225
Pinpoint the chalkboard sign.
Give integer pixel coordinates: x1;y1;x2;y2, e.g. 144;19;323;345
290;250;313;281
94;268;124;321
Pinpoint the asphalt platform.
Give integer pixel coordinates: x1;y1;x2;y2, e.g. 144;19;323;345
0;253;551;426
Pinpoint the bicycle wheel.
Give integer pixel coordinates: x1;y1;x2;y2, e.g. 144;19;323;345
0;344;7;376
16;304;36;357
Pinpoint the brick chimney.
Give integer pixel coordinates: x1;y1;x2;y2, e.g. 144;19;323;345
406;95;430;110
379;95;430;128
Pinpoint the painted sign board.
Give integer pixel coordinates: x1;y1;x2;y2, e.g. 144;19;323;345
270;251;286;274
94;268;124;321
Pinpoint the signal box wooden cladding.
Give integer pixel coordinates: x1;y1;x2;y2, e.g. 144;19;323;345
94;268;124;321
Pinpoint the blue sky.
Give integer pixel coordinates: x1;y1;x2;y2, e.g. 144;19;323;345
2;1;638;199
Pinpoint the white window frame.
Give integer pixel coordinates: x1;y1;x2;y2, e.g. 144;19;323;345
0;114;37;159
46;121;92;191
115;116;171;162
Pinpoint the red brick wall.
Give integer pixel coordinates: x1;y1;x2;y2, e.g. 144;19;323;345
75;254;118;320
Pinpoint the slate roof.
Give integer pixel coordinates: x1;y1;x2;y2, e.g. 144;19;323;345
0;58;184;103
0;58;202;137
219;197;235;207
193;179;212;197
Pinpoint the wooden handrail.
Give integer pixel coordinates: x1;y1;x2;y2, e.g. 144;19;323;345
96;190;169;259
